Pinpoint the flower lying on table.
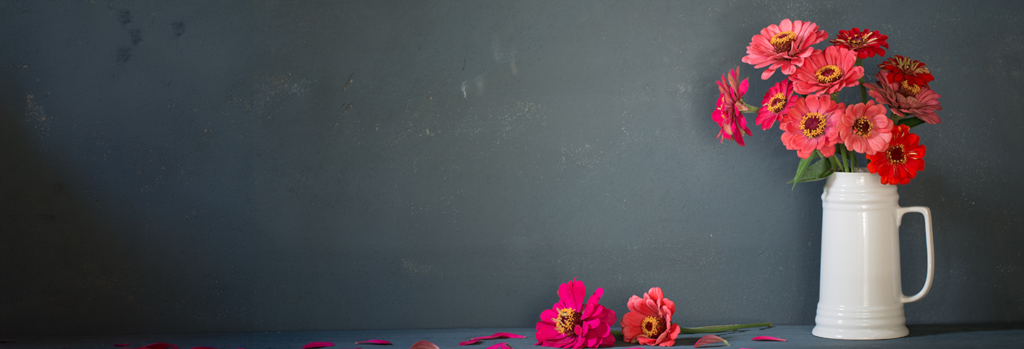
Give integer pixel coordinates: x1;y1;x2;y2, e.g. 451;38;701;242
714;19;942;186
535;278;617;348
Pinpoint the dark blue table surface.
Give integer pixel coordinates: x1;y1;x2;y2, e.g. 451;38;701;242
3;326;1023;349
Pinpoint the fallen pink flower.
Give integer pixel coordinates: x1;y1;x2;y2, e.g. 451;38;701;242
355;340;392;345
303;342;335;349
751;336;786;342
472;333;527;341
694;335;729;348
410;340;440;349
460;339;483;346
485;343;512;349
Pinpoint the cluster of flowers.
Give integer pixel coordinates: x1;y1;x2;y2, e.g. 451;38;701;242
535;279;767;348
713;20;942;185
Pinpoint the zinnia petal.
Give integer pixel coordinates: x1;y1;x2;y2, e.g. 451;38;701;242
693;335;729;348
354;340;392;345
411;341;440;349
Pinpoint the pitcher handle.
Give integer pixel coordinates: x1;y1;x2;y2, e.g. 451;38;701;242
897;206;934;303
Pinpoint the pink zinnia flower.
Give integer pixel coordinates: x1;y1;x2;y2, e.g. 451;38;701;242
780;95;845;159
790;45;864;96
830;28;888;59
838;101;893;155
864;70;943;124
712;66;753;146
536;278;617;349
756;79;798;130
741;19;829;80
621;287;681;347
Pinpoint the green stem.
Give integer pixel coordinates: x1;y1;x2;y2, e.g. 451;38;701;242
828;155;842;172
679;322;774;334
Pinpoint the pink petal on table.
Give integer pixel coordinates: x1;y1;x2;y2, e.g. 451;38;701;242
410;340;440;349
303;342;335;349
751;336;787;342
140;343;178;349
114;344;131;348
471;333;527;341
484;343;512;349
355;340;392;345
694;335;730;348
460;339;483;346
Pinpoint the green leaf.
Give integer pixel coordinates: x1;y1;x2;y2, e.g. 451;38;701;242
897;117;926;128
789;152;818;190
788;157;833;185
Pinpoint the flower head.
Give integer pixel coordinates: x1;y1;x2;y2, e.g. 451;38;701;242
756;79;798;130
838;101;893;155
790;45;864;96
780;95;845;159
830;28;888;59
864;70;942;124
741;19;830;80
878;55;934;88
867;125;926;185
712;67;753;146
536;278;617;348
621;287;681;347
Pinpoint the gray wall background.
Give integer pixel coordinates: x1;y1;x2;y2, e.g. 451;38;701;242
1;0;1022;336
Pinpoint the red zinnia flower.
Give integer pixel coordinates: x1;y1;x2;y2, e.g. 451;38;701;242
867;124;926;185
830;28;888;59
790;45;864;96
741;19;830;80
878;55;934;88
621;287;681;347
780;95;845;159
864;70;943;124
756;79;798;130
712;67;753;146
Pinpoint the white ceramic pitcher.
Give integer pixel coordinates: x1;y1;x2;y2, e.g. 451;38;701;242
811;171;934;340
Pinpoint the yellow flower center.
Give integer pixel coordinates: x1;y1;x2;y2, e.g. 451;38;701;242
815;65;843;84
767;93;788;113
887;144;907;164
641;316;666;338
770;31;796;53
854;115;873;137
847;37;866;50
898;80;922;97
800;112;827;138
553;308;582;336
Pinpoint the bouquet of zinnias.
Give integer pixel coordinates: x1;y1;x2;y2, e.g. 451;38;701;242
713;19;941;186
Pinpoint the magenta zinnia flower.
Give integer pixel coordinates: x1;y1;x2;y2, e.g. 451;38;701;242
756;79;798;130
780;95;845;159
712;66;753;146
621;287;681;347
536;278;617;349
838;101;893;155
741;19;829;80
830;28;888;59
864;70;943;124
790;45;864;96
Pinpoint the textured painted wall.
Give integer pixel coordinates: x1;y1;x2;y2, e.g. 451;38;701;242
1;0;1022;336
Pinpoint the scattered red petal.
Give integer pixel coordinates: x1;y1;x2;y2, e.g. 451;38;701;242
114;344;131;348
459;339;482;346
410;340;440;349
303;342;335;349
694;335;730;348
355;340;392;345
140;343;178;349
751;336;786;342
470;333;527;341
484;343;512;349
